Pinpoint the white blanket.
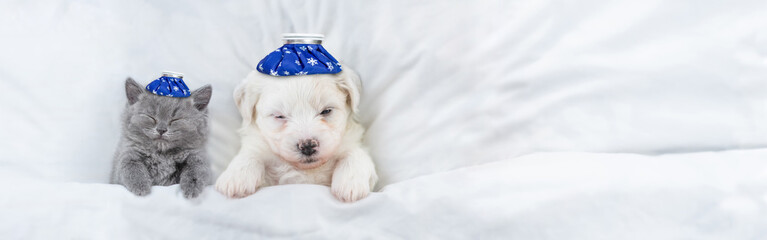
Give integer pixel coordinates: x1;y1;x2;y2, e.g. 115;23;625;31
3;150;767;239
0;0;766;238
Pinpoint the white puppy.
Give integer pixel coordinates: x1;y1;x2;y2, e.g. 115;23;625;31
215;65;378;202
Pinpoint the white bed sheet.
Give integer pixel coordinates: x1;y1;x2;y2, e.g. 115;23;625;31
1;0;766;185
0;0;766;238
2;149;767;239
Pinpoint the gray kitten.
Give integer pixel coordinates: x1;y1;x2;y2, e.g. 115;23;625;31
110;78;212;198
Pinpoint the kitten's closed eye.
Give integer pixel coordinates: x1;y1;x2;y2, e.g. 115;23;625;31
141;114;157;124
169;118;182;125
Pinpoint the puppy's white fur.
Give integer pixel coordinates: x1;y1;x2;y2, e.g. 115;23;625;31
216;65;378;202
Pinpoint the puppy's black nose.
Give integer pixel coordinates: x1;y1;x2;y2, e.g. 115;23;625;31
298;139;319;156
156;128;167;135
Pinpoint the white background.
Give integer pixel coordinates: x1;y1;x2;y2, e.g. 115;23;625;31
0;0;766;238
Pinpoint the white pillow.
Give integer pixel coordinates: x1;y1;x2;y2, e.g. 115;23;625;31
0;0;765;187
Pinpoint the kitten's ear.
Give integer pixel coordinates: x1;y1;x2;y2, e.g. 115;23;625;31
191;85;212;111
125;78;143;105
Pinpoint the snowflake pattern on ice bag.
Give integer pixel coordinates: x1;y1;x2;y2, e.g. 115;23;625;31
256;34;343;76
145;71;190;97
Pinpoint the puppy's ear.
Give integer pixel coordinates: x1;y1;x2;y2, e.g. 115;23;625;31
234;71;262;127
334;65;362;115
125;78;143;105
191;85;212;111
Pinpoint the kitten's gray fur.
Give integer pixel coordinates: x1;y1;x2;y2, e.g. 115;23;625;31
110;78;212;198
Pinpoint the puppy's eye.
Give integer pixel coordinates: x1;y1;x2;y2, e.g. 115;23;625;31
274;115;286;120
320;108;333;116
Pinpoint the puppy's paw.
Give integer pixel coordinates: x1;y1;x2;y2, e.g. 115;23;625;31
331;172;372;203
215;167;262;198
180;175;205;199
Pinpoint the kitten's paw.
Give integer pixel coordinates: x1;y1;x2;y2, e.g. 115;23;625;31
331;172;373;203
125;181;151;197
180;175;205;199
215;167;262;198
